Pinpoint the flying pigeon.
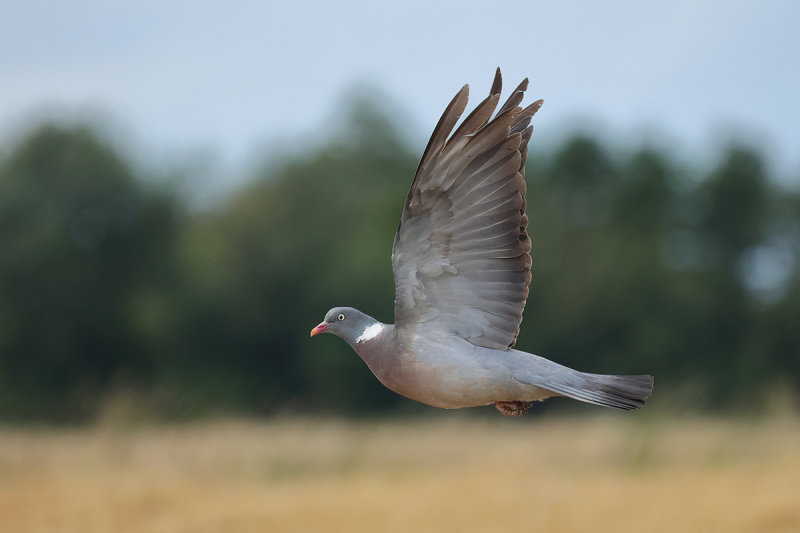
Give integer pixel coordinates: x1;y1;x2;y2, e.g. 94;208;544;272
311;69;653;416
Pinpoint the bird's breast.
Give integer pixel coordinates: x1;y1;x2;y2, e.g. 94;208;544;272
370;336;520;409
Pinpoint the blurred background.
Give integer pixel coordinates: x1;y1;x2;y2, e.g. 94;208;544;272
1;1;799;531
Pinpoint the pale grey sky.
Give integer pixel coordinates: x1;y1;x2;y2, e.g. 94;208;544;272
2;0;799;184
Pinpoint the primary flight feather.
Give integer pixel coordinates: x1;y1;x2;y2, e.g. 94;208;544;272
311;69;653;415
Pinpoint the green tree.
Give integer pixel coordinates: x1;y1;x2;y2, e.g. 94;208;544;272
2;107;798;421
0;125;179;420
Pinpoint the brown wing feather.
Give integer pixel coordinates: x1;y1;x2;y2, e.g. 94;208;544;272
393;70;543;350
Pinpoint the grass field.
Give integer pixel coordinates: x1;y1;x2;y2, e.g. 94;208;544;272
0;414;798;532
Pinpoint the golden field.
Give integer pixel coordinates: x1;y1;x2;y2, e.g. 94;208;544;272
0;414;798;533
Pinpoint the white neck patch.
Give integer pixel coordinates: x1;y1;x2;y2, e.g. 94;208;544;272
356;323;384;344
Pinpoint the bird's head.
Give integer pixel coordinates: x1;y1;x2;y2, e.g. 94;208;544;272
310;307;384;345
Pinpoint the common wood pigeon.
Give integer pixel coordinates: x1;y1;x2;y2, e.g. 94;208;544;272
311;69;653;416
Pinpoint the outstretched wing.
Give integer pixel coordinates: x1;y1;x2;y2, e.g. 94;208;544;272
392;69;542;350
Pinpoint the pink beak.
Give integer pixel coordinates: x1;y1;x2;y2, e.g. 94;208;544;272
310;322;328;337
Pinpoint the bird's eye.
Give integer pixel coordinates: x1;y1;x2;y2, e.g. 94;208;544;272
337;313;346;321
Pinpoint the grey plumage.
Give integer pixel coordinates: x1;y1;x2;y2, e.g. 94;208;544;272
311;69;653;415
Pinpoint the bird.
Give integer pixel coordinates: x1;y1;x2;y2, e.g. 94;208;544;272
310;69;653;416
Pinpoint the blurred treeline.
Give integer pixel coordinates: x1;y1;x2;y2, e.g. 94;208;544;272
1;99;798;422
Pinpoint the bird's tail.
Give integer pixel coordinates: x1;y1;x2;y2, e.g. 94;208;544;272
546;372;654;410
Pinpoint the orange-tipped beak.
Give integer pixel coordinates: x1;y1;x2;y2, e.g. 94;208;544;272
310;322;328;337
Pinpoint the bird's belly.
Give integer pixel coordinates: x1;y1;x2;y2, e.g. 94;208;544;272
375;348;538;409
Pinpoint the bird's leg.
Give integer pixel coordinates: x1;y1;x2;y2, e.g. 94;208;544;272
494;401;533;416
